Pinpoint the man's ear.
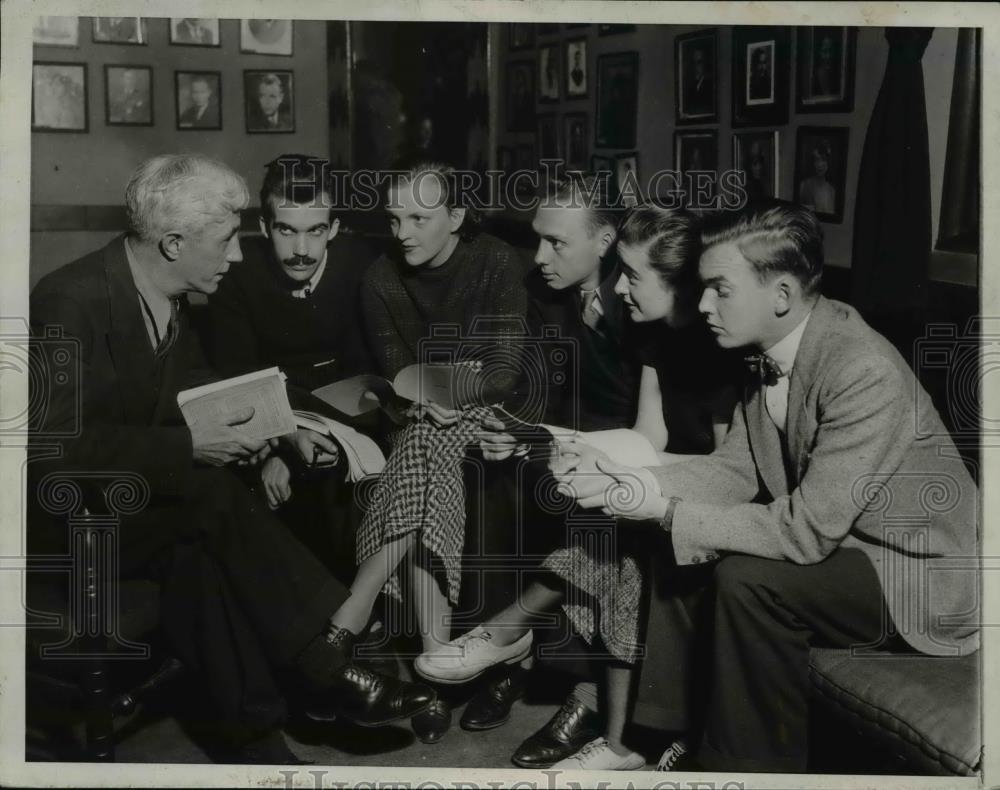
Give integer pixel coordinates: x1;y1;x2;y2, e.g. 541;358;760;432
773;276;793;317
159;232;184;262
448;207;467;233
597;227;617;258
259;216;270;238
327;218;341;241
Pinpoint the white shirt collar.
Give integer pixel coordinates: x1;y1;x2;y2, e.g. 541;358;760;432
579;286;604;316
764;310;812;376
289;252;328;298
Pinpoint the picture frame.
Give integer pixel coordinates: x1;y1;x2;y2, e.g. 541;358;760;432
104;64;153;126
176;70;222;131
596;51;639;148
599;24;636;36
240;19;293;56
564;113;588;170
537;113;560;161
794;125;848;223
590;154;614;175
675;28;717;124
615;151;641;207
33;17;79;47
92;17;147;45
170;18;221;47
244;70;294;133
733;130;780;201
32;61;88;132
539;45;561;103
506;61;535;133
796;27;857;113
674;129;718;198
509;23;534;51
565;38;588;99
731;26;790;127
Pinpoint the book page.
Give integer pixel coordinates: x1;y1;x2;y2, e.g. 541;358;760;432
294;410;386;480
177;367;296;441
312;374;393;416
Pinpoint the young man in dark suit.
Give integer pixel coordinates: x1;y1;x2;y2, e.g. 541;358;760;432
419;176;647;765
553;201;980;772
28;154;432;764
206;154;375;582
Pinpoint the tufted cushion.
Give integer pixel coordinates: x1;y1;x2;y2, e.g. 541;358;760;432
808;648;981;776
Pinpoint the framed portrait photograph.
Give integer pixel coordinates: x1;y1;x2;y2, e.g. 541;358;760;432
92;17;147;45
564;113;588;170
733;130;779;201
732;26;789;127
539;45;560;103
537;113;560;160
566;38;588;98
170;18;221;47
674;129;718;197
615;152;641;207
176;71;222;130
590;154;614;175
33;17;79;47
245;70;294;133
240;19;293;56
599;24;636;36
796;27;857;113
676;29;717;124
596;51;639;148
795;126;848;223
506;61;535;132
105;65;152;126
32;62;87;132
509;23;534;51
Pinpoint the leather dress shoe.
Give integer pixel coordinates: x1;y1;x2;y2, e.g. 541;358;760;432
412;696;452;744
460;666;526;731
511;695;602;769
308;663;434;727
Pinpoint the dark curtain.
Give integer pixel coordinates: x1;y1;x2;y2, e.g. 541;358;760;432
850;28;934;326
937;28;980;253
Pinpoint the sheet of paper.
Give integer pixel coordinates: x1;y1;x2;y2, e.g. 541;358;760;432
312;374;393;416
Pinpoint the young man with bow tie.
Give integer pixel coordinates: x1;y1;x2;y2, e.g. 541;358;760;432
553;201;979;772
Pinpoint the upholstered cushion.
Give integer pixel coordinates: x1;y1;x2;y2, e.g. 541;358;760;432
809;648;981;776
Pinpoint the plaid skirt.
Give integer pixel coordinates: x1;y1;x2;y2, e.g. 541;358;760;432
355;405;494;605
543;527;645;664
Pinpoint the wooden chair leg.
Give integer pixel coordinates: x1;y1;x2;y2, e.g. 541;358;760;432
81;658;114;762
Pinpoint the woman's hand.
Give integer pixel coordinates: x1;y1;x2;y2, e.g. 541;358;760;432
477;415;526;461
261;456;292;510
415;400;462;427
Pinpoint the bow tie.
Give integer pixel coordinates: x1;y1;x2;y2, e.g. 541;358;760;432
744;353;785;386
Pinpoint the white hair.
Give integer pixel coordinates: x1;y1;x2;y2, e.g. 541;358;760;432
125;154;248;243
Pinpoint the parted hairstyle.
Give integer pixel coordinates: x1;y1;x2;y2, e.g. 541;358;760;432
542;172;621;237
385;159;483;241
125;153;248;243
260;153;337;225
617;205;701;295
700;200;824;295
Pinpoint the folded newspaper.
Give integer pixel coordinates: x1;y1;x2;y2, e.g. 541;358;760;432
177;367;296;442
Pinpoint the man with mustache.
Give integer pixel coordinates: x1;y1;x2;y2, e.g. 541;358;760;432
207;154;375;576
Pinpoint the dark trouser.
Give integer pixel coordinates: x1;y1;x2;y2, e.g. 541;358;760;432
700;549;891;773
120;468;349;743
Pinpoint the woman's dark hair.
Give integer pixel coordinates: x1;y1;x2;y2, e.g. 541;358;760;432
617;205;701;294
386;159;483;241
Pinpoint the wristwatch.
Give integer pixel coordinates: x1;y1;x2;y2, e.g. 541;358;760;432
660;496;682;533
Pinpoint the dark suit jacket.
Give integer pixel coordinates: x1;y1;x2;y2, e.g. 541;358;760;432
179;101;219;128
521;265;643;431
248;105;292;131
651;297;979;656
29;235;211;500
206;233;375;391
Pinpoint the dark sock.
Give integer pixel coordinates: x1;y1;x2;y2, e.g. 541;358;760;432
294;629;350;690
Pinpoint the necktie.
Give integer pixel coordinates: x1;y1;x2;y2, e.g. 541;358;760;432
744;352;782;387
580;290;603;335
155;299;180;358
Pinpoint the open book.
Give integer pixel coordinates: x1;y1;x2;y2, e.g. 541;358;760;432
177;367;296;442
492;407;660;467
311;363;480;416
293;410;386;482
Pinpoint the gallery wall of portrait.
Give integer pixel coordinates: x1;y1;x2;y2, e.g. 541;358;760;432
30;16;329;285
493;22;963;272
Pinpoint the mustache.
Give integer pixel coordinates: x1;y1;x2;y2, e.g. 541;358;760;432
282;255;317;268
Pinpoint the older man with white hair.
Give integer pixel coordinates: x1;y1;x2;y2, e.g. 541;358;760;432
28;154;433;763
